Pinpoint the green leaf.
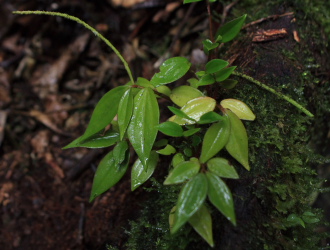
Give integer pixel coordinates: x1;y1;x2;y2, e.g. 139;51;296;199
164;161;200;185
200;116;230;163
156;85;171;97
157;144;176;155
136;77;154;88
215;14;247;43
198;112;224;124
127;88;159;166
81;86;129;142
183;128;201;137
225;110;250;170
287;214;305;228
113;140;129;166
63;129;119;149
170;85;204;107
168;106;195;121
189;205;214;247
187;78;199;88
157;121;184;137
220;99;256;121
172;153;185;168
171;173;208;234
202;39;219;52
154;138;168;148
169;97;216;125
219;79;238;89
90;150;129;202
150;57;191;87
205;59;229;74
198;74;215;86
118;88;134;140
214;66;237;82
131;151;159;191
302;212;320;224
206;172;236;225
207;157;239;179
183;0;203;4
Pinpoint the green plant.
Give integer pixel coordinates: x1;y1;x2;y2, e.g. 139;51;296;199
13;3;314;247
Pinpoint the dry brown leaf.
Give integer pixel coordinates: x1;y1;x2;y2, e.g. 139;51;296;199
111;0;146;8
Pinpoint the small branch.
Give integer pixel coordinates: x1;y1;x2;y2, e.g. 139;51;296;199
233;72;314;117
206;0;214;43
12;10;135;84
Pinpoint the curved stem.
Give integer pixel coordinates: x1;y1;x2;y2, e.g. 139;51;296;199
13;10;135;84
233;71;314;118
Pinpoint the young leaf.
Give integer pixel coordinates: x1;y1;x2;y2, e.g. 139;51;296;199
90;150;129;202
287;214;305;228
183;128;201;137
157;121;184;137
207;157;239;179
214;66;237;82
200;115;230;163
164;160;200;185
302;212;320;224
150;57;191;87
157;144;176;155
81;86;129;141
215;14;247;43
113;140;129;166
63;129;119;149
198;112;224;124
202;39;219;52
170;85;204;107
225;110;250;170
206;172;236;225
118;88;134;140
187;78;199;88
188;205;214;247
205;59;229;74
171;173;208;234
131;151;159;191
219;79;238;89
172;153;185;168
170;97;216;125
127;87;159;167
220;99;256;121
136;77;154;88
197;74;215;86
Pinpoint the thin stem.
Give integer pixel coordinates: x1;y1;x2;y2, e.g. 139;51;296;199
12;10;135;84
233;71;314;117
206;0;214;43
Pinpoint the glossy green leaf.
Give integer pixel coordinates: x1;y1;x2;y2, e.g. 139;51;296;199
219;79;238;89
189;205;214;247
172;153;185;168
164;160;200;185
64;86;129;147
168;106;195;121
169;97;216;125
183;128;201;137
63;129;119;149
215;66;237;82
287;214;305;228
207;157;239;179
136;77;154;88
202;39;219;52
170;85;204;107
200;115;230;163
225;110;250;170
113;140;128;166
150;57;191;87
220;99;256;121
156;85;171;97
131;151;159;191
198;74;215;86
198;112;224;124
89;150;129;202
215;14;247;43
157;121;184;137
127;87;159;166
302;212;320;224
171;173;208;234
205;59;229;74
118;88;134;140
157;144;176;155
206;172;236;225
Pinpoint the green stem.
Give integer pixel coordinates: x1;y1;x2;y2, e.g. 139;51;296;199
233;71;314;118
12;10;135;84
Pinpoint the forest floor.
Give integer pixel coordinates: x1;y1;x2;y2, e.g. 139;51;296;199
0;0;329;250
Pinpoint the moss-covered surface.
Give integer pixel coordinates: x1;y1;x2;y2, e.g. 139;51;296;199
123;1;329;249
